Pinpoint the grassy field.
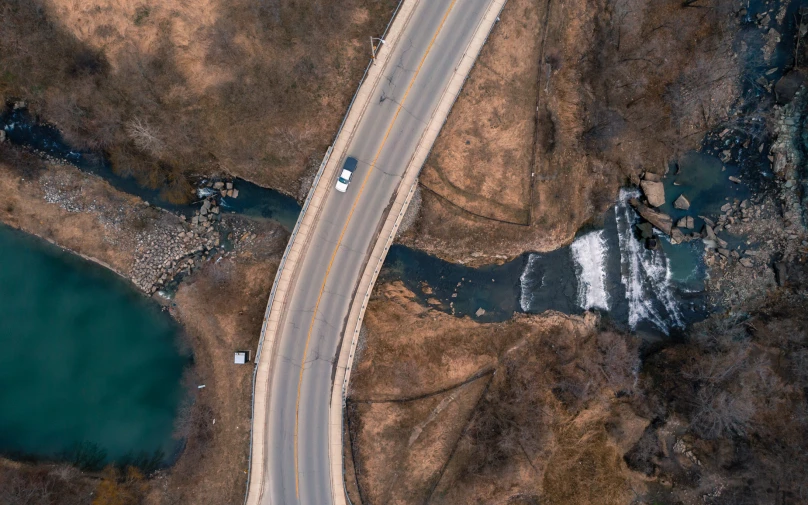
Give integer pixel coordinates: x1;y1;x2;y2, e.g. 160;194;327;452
347;275;808;504
419;0;543;225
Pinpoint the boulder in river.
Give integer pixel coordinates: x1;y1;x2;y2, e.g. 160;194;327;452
636;222;654;239
677;216;694;229
629;198;672;235
673;194;690;210
774;69;806;104
670;227;686;245
640;180;666;207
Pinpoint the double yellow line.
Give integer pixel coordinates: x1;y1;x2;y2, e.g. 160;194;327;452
292;0;459;498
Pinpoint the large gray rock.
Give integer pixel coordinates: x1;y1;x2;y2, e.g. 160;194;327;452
677;216;695;229
640;180;666;207
670;227;686;244
673;194;690;210
629;198;672;235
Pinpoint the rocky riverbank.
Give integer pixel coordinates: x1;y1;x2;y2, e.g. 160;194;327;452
0;143;288;505
705;85;808;307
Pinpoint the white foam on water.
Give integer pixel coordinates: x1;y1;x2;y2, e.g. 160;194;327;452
615;188;684;333
570;229;609;310
197;187;217;198
519;253;543;312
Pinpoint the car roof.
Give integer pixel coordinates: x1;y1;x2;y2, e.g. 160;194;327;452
343;156;358;172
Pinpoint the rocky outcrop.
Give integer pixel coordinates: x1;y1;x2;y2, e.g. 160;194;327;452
770;87;807;229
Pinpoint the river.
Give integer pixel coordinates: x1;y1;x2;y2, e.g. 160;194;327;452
0;0;797;465
0;106;753;339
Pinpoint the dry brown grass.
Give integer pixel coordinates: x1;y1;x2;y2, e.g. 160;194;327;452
402;0;740;264
1;0;399;197
348;377;489;505
348;282;647;504
419;0;543;224
0;147;144;276
159;254;280;505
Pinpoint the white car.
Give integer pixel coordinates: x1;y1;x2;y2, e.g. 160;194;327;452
335;156;358;193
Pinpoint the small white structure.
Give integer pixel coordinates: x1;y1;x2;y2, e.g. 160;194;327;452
234;351;250;365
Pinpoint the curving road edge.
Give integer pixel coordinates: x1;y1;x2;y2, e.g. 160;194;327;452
245;0;507;504
329;0;506;502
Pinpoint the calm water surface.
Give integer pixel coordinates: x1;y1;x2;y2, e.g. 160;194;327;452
0;225;189;467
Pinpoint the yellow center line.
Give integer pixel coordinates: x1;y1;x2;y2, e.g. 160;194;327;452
292;0;459;498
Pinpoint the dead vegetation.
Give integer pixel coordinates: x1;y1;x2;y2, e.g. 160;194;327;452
347;277;808;504
155;252;282;505
347;282;644;504
0;459;96;505
401;0;742;264
0;0;398;198
419;0;543;225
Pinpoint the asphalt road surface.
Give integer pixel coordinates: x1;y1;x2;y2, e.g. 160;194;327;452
260;1;494;503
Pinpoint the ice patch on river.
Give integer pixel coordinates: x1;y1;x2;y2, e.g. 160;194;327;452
196;187;218;199
615;188;684;332
570;230;609;310
517;188;689;334
519;253;544;312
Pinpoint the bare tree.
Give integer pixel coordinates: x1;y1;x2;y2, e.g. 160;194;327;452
690;388;754;439
0;472;53;505
126;117;164;156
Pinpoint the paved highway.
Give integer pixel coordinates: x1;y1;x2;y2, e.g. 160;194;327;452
252;1;496;503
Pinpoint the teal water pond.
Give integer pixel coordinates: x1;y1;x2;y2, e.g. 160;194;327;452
0;225;190;469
